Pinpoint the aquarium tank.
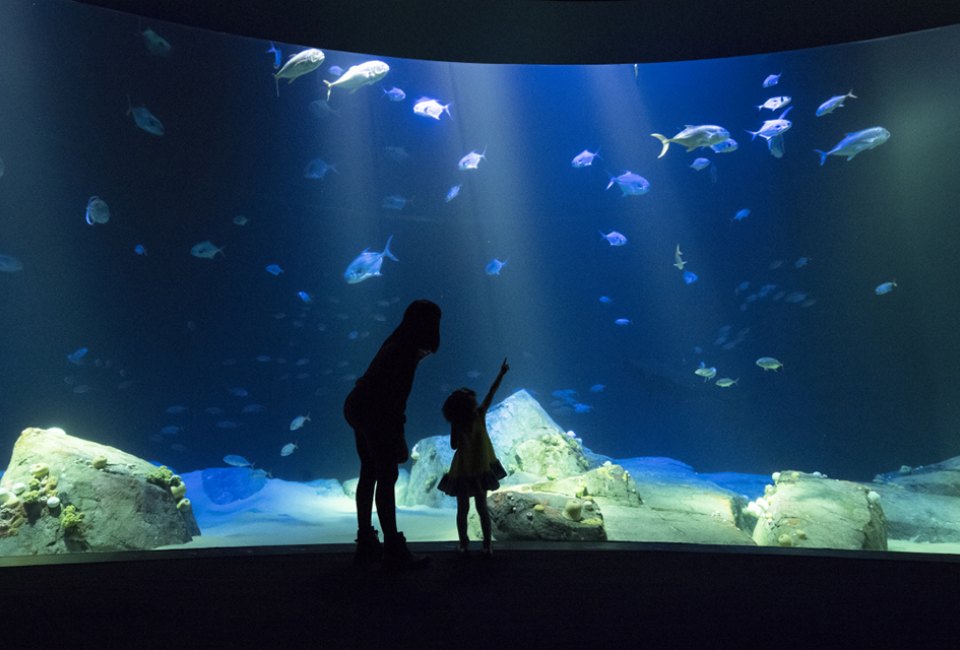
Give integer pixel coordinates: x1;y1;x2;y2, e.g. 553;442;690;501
1;0;959;560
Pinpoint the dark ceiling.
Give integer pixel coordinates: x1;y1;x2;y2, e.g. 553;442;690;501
72;0;960;64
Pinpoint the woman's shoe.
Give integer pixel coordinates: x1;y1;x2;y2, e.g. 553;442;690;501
353;526;383;566
481;542;493;558
457;541;469;556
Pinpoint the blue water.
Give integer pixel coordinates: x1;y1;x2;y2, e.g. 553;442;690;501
1;1;959;485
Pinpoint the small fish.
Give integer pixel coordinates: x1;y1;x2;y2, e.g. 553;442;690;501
165;405;188;414
0;253;22;272
382;87;406;102
381;195;412;211
757;96;791;112
756;357;783;371
732;208;751;222
266;41;282;69
614;318;631;326
265;264;284;276
694;364;717;381
598;296;613;304
67;347;89;365
589;384;605;392
126;96;164;136
204;407;224;415
606;171;650;196
795;256;811;268
747;106;793;141
227;386;249;397
573;403;593;414
412;97;451;120
815;127;890;166
281;442;299;457
141;28;171;57
673;244;687;270
85;196;110;225
683;271;698;285
710;138;738;154
160;425;182;435
458;147;487;170
323;60;390;101
769;260;784;270
875;281;897;295
816;90;857;117
273;48;325;96
297;291;313;303
715;377;739;388
290;413;311;430
651;125;730;158
134;244;147;256
571;149;601;168
600;231;627;246
190;241;224;259
216;420;241;429
485;258;507;275
735;281;750;294
444;184;462;203
223;454;253;468
344;235;399;284
233;215;249;226
304;158;338;179
241;404;267;414
689;158;711;171
763;73;782;88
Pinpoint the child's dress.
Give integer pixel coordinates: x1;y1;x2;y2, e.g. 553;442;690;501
437;411;506;496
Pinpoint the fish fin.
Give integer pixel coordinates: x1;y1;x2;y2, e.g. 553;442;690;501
778;106;793;119
814;149;828;166
848;89;857;98
650;133;670;159
444;102;452;117
274;76;279;98
746;129;759;141
383;235;399;262
324;79;333;102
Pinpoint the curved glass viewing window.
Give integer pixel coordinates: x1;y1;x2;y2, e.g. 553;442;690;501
1;1;959;560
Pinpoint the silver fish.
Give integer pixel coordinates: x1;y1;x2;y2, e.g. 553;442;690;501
651;125;730;158
323;60;389;101
273;48;325;96
815;127;890;165
344;235;398;284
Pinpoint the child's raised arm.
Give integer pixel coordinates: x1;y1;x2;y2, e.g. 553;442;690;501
480;357;510;412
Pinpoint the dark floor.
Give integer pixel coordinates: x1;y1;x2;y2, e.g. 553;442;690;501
3;542;959;647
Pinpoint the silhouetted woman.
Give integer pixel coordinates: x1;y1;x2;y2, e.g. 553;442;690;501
343;299;441;569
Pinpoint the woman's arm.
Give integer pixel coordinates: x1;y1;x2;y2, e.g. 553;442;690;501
480;357;510;412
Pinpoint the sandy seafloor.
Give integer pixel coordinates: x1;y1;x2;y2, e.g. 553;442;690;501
159;470;960;556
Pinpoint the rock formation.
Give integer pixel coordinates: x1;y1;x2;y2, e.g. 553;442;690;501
0;427;200;555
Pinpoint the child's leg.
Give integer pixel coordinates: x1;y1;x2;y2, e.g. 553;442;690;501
456;494;471;544
474;491;491;545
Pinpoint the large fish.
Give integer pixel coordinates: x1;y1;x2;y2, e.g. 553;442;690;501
323;60;390;101
344;235;398;284
814;127;890;166
650;125;730;158
273;48;325;96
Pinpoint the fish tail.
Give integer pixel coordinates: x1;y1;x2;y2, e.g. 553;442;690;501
814;149;828;166
746;129;759;141
650;133;670;159
383;235;399;262
848;89;857;99
323;80;333;102
274;76;279;98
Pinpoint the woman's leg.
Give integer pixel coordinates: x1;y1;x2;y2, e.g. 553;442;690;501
456;494;471;545
355;462;375;531
374;464;399;537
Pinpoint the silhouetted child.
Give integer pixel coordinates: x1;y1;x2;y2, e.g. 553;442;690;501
437;358;509;556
